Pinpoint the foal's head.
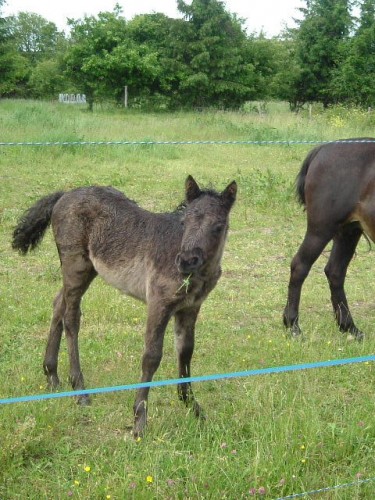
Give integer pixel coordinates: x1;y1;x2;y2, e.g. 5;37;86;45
175;175;237;275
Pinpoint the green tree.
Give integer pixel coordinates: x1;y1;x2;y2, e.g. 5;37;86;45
6;12;62;62
127;13;188;108
0;3;31;96
28;58;67;98
331;0;375;107
175;0;252;108
65;6;161;110
289;0;353;109
267;35;302;105
243;34;286;101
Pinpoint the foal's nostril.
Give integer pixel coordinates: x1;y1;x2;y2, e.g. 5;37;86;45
190;256;199;267
176;249;203;273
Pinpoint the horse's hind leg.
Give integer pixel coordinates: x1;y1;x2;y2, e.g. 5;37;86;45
283;227;333;337
324;223;364;340
174;307;203;419
43;289;65;388
60;253;96;404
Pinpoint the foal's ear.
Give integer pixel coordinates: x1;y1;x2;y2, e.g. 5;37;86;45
185;175;201;202
221;180;237;208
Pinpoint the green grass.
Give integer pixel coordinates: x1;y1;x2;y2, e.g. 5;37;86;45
0;100;374;499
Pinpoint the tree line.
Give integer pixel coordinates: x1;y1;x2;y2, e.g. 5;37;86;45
0;0;374;111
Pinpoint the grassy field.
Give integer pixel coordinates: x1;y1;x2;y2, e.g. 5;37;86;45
0;100;374;499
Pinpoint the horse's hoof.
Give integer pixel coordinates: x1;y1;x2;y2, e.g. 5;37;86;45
283;316;303;340
289;326;304;341
347;331;365;342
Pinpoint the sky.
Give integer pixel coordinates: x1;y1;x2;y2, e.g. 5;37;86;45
2;0;305;37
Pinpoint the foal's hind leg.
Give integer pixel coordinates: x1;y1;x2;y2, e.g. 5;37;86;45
174;307;204;419
58;253;96;404
283;227;333;337
43;289;65;388
324;223;364;340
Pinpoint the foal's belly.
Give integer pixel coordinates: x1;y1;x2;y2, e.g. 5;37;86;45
90;255;147;302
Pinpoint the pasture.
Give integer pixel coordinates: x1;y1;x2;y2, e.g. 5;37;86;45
0;100;374;499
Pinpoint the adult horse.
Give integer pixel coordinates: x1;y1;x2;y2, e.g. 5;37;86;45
283;139;375;340
12;175;237;437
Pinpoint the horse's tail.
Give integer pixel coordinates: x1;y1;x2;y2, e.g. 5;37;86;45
12;191;65;254
296;145;322;206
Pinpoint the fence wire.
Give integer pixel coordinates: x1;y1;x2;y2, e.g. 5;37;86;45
1;138;375;147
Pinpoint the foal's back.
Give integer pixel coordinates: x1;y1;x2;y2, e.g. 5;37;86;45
51;186;182;302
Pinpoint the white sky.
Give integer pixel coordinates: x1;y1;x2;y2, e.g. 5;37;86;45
2;0;305;37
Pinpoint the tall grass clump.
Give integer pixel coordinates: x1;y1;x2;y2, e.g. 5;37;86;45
1;100;374;499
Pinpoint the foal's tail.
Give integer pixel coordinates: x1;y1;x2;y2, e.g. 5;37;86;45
12;191;65;254
296;145;322;206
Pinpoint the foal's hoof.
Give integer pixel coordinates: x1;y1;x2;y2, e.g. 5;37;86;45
46;375;60;390
76;394;91;406
133;400;147;439
192;400;206;421
133;416;147;440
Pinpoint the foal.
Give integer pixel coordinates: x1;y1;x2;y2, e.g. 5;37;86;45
13;175;237;436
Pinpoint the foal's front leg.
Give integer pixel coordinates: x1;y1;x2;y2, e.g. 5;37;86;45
43;289;65;388
174;307;204;419
133;305;171;438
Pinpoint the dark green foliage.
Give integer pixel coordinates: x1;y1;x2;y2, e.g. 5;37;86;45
174;0;252;108
64;7;161;109
287;0;353;109
6;12;62;62
330;0;375;107
0;0;374;109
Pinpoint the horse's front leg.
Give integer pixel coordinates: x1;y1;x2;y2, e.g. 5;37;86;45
174;306;204;419
133;305;171;438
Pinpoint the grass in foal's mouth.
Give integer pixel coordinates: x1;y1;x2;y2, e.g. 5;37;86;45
177;273;192;293
0;100;374;499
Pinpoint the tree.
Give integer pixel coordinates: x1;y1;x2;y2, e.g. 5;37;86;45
243;34;286;102
0;3;31;96
175;0;252;108
330;0;375;107
64;7;161;110
6;12;62;62
288;0;353;109
127;13;188;108
28;59;67;98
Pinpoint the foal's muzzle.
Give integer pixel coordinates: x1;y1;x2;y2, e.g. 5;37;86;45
176;248;204;275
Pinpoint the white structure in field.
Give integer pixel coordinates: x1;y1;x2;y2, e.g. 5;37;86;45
59;94;86;104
